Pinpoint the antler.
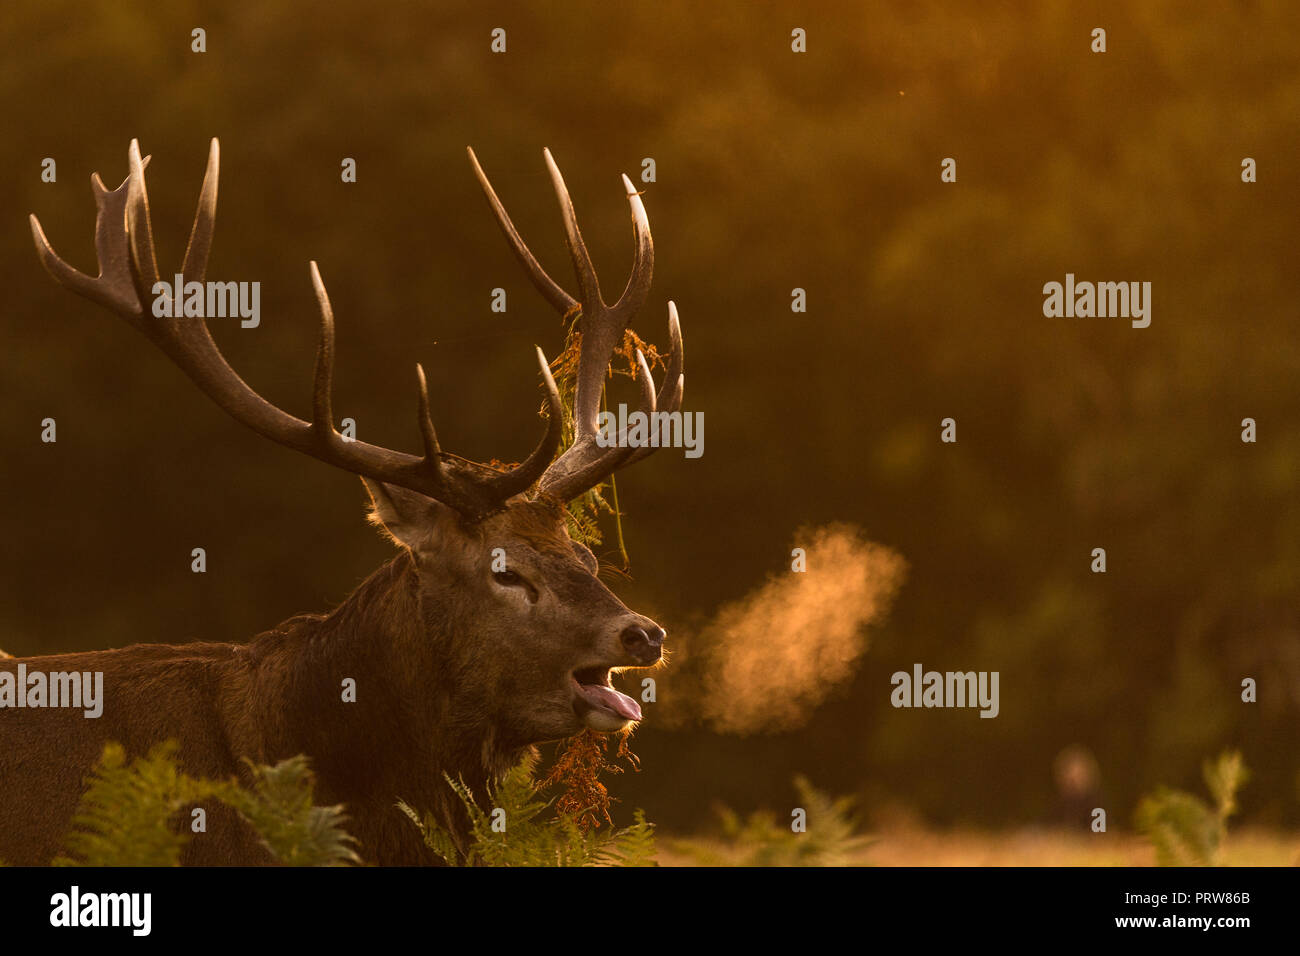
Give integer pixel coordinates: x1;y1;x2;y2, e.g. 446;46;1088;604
30;139;562;522
467;148;684;503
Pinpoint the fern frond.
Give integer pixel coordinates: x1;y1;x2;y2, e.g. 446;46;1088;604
1135;750;1250;866
224;756;360;866
53;740;360;867
609;809;658;867
396;800;462;866
671;776;871;867
399;750;656;867
54;741;213;867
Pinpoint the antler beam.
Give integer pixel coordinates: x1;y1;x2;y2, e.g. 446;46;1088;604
31;139;563;521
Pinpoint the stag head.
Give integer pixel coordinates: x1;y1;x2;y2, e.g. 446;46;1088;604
30;140;685;739
370;488;663;739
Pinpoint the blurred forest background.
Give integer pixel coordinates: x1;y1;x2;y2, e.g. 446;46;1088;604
2;0;1297;836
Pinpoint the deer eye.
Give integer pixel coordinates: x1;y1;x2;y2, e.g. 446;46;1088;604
492;569;539;603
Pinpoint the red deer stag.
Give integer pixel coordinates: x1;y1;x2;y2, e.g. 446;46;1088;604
3;139;684;865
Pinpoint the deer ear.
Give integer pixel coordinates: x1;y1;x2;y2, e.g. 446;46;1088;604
362;479;434;550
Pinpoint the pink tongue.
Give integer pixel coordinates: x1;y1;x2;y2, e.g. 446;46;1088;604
578;682;642;721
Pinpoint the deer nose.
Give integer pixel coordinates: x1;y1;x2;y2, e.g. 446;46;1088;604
620;624;664;664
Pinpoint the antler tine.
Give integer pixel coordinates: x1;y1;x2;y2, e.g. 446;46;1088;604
657;300;684;411
125;139;162;309
544;151;656;444
29;156;153;322
543;148;604;316
412;361;486;514
309;260;340;444
490;347;565;499
612;173;655;317
466;147;577;316
182;138;220;283
634;349;657;413
414;363;443;462
625;302;684;466
538;350;657;501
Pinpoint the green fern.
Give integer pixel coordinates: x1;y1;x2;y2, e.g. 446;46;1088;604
222;755;361;866
673;775;872;867
608;809;657;867
1136;750;1249;866
396;801;463;866
53;740;359;866
54;741;211;866
399;752;657;866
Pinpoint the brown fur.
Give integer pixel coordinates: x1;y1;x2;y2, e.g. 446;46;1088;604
0;493;663;865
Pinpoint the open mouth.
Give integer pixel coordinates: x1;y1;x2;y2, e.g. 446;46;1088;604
571;666;642;730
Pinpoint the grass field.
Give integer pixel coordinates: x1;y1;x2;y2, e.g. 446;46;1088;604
658;827;1300;866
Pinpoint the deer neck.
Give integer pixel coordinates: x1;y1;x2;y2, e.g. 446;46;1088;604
236;551;522;814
